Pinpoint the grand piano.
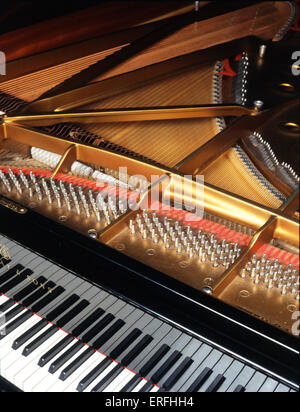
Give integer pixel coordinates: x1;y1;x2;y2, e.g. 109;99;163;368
0;1;299;393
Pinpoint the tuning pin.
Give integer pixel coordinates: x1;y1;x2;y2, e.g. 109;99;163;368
9;169;22;195
213;258;219;268
268;279;273;289
0;170;12;192
241;268;247;279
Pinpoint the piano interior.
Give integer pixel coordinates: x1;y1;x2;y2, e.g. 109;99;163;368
0;0;299;393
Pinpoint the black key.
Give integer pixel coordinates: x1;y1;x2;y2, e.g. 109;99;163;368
162;357;193;391
72;308;104;337
46;294;80;322
91;364;123;392
0;257;11;269
0;268;33;294
38;335;74;367
110;329;142;360
93;319;125;350
186;367;213;392
59;319;125;382
234;384;245;393
49;341;83;374
77;357;111;392
0;276;46;313
22;281;56;308
1;310;33;338
56;299;89;328
38;308;104;367
12;318;48;349
205;374;226;392
49;314;114;374
3;281;56;340
23;300;90;357
81;313;114;344
120;374;141;393
12;284;72;350
23;325;58;357
151;351;182;385
139;381;153;393
139;344;170;377
14;276;47;302
1;285;63;338
0;282;64;340
31;285;64;314
78;325;140;391
59;347;94;382
122;335;153;366
0;265;24;286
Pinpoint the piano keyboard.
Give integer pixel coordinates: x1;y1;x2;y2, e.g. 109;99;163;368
0;233;295;393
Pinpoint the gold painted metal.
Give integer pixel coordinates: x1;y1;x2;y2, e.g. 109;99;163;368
177;99;300;175
275;214;299;249
0;121;298;246
213;216;278;296
106;224;233;292
1;123;166;181
51;145;77;177
219;275;299;335
0;114;8;140
0;186;107;236
4;105;256;128
100;174;169;243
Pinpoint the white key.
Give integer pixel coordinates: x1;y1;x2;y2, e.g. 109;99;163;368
114;370;138;392
63;351;107;392
0;295;10;305
150;386;160;392
132;378;148;392
14;331;67;390
103;369;135;392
